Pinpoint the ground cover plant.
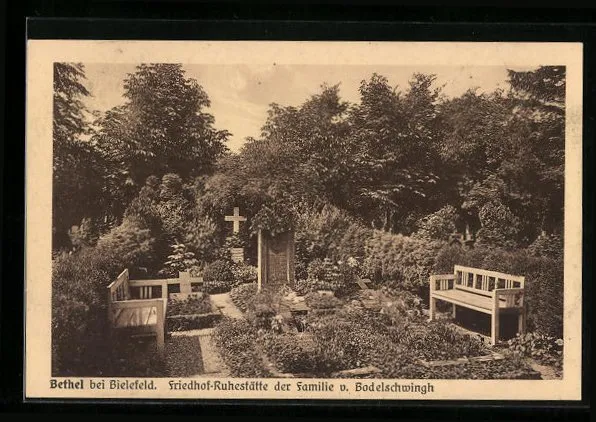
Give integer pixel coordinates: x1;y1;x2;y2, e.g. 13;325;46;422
232;286;542;380
212;317;270;377
229;283;258;313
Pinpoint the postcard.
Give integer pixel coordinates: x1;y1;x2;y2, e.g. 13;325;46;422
25;40;582;400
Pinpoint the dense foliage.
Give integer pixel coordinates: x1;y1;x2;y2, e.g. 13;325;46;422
253;291;539;379
52;247;123;375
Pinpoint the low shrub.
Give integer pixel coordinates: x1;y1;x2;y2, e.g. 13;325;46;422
245;290;280;330
229;283;258;313
201;259;242;293
201;279;234;294
368;342;416;378
507;332;563;370
262;333;318;374
231;262;258;286
52;247;125;376
212;317;270;377
528;233;563;261
379;288;425;324
307;309;393;373
293;278;312;296
203;259;234;282
393;321;488;361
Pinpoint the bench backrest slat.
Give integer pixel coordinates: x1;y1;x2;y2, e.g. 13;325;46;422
453;265;524;294
107;268;130;303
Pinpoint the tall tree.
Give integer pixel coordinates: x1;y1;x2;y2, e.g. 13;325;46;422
346;73;444;233
438;66;565;243
53;63;105;250
505;66;565;237
93;64;230;217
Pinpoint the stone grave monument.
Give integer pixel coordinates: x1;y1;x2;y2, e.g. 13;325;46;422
257;230;295;291
224;206;247;263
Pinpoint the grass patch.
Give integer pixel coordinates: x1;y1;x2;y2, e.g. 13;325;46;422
165;335;204;377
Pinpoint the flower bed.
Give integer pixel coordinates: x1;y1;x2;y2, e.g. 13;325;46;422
167;314;222;331
225;284;545;380
167;294;213;315
262;332;320;374
166;294;222;331
264;288;540;379
507;332;563;373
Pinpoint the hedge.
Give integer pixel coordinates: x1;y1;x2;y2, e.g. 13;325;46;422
166;313;222;331
362;230;445;291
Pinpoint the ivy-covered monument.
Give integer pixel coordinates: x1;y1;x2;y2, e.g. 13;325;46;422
250;202;297;291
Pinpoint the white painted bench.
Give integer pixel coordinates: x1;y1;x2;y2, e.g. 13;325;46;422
107;269;167;352
429;265;526;345
107;269;205;352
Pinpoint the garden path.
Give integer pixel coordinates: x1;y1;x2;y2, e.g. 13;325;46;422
211;292;245;319
167;293;243;377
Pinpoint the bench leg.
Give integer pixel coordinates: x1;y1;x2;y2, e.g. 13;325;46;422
429;297;437;321
452;303;457;320
518;309;526;335
491;309;500;346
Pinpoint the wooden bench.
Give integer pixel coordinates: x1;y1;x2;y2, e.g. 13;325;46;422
429;265;526;345
107;269;167;352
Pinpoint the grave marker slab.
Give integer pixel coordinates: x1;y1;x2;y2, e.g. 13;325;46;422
257;230;295;291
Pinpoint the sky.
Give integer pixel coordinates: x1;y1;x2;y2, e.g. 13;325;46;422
82;63;535;152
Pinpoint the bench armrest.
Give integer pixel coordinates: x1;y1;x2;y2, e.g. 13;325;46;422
494;288;524;308
430;274;455;292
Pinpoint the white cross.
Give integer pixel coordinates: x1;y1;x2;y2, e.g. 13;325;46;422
224;207;246;234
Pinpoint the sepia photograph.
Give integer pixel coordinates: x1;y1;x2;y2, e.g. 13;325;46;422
25;40;582;400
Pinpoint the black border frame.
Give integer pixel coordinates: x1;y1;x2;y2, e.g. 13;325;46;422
2;3;593;420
